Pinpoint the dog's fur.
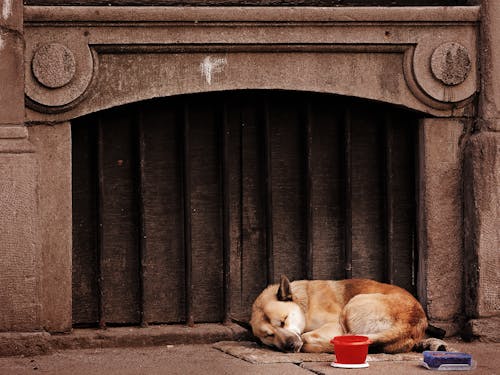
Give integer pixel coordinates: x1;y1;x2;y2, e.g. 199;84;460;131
250;276;447;353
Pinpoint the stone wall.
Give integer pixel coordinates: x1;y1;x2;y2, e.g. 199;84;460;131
0;0;497;345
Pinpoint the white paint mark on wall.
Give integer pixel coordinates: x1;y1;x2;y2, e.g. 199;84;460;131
0;35;4;51
2;0;13;20
200;56;227;85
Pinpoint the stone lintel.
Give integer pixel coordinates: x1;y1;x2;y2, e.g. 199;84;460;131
24;5;479;122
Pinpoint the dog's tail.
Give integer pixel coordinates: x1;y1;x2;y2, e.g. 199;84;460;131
426;324;446;339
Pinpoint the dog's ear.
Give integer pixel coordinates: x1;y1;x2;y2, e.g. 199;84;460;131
230;317;259;342
277;275;293;301
230;317;252;332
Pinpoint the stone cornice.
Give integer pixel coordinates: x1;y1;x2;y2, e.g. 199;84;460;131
24;6;480;122
24;6;479;23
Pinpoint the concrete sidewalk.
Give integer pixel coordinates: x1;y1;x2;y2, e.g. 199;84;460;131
0;339;498;375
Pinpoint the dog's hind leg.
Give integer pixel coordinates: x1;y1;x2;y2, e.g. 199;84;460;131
366;331;419;353
343;293;427;353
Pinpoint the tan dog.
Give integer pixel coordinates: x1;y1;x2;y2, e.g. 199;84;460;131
250;275;447;353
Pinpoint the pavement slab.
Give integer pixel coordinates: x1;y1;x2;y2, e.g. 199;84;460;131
0;338;497;375
302;340;498;375
0;345;312;375
213;340;422;364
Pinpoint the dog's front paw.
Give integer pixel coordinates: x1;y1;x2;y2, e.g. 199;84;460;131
301;331;318;344
301;332;333;353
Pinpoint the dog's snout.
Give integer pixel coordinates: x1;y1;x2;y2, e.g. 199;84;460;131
272;326;304;353
283;338;303;353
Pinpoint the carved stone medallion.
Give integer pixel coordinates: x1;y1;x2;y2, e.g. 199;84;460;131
32;43;77;89
431;42;471;86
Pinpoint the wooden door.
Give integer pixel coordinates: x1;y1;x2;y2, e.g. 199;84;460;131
72;91;418;327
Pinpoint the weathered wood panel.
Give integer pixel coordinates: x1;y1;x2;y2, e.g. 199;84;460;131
72;91;419;326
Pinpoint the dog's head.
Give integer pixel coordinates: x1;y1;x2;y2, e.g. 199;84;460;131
250;275;305;353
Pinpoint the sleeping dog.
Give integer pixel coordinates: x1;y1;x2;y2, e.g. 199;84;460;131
250;275;447;353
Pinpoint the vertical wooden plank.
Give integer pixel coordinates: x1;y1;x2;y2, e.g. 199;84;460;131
350;102;385;281
141;99;184;324
100;107;141;325
413;121;419;293
71;116;99;326
263;100;274;284
305;101;314;280
309;95;344;280
182;102;194;327
96;118;106;328
343;106;353;279
189;94;223;323
136;113;147;327
384;113;395;285
223;93;244;320
387;109;418;294
220;101;231;324
240;93;267;320
269;93;306;281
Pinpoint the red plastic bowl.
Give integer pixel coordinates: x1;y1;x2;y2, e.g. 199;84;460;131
330;335;372;364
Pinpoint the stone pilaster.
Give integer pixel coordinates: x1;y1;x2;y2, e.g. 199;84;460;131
29;123;73;333
463;132;499;325
463;0;500;342
417;118;465;336
0;0;41;331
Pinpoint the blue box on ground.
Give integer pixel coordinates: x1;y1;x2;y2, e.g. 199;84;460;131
421;351;475;371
